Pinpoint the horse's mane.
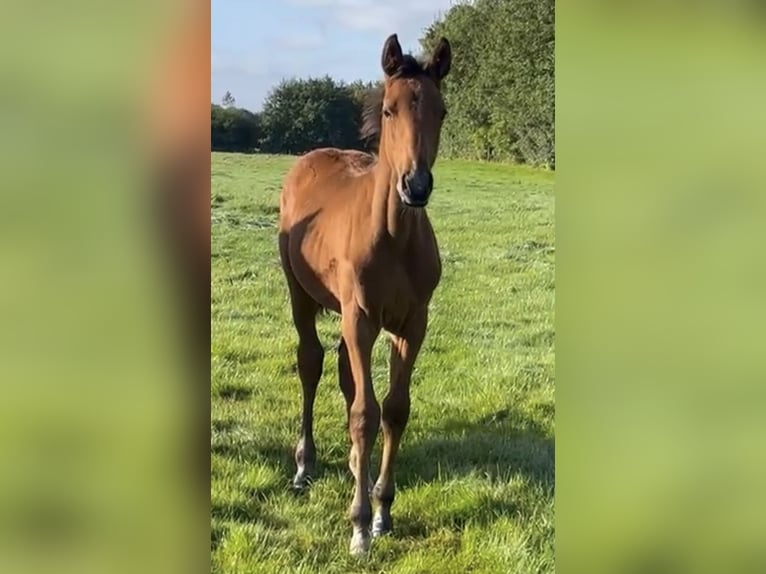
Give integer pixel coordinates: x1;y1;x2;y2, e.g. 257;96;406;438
360;54;432;151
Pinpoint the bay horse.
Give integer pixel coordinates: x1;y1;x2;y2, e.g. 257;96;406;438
278;33;452;556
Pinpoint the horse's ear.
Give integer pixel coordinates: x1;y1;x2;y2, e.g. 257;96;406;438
428;37;452;82
381;33;403;77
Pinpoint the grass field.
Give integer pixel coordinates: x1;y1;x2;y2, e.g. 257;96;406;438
211;152;555;573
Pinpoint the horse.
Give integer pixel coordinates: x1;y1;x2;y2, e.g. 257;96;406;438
277;33;452;556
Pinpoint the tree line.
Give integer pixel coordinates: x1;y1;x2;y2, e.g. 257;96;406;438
212;0;553;167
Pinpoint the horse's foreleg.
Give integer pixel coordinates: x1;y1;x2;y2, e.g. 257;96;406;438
372;306;427;536
341;305;380;556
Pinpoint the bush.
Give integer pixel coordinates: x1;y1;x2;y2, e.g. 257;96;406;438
258;77;364;155
421;0;554;167
211;104;261;152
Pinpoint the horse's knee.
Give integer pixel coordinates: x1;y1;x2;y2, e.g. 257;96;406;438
372;479;395;505
348;497;373;526
349;399;380;443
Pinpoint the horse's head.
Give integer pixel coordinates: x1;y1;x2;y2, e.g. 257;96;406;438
371;33;451;208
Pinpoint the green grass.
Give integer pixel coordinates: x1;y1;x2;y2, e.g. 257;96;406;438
211;152;555;573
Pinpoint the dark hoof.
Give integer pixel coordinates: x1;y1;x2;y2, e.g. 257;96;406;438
292;470;313;491
371;512;393;537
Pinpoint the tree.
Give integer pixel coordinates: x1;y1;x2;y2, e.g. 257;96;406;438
420;0;554;166
211;104;261;152
259;77;363;154
221;91;236;107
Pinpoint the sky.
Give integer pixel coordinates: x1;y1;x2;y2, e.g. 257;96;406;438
212;0;458;112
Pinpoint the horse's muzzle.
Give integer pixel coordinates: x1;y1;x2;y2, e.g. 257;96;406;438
398;168;433;207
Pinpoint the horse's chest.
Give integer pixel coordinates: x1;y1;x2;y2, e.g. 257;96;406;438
358;251;440;332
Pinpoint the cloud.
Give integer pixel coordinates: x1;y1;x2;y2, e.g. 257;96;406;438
285;0;456;40
211;54;268;78
212;0;458;110
274;32;327;51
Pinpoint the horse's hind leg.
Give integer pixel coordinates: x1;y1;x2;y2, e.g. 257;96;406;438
292;304;323;490
280;235;324;489
337;337;355;422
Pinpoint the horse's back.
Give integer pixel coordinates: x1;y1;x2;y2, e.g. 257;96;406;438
280;148;375;230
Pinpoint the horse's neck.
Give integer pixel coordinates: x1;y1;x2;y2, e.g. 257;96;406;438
371;163;422;250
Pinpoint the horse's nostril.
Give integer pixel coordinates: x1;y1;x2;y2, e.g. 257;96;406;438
399;173;409;192
405;170;432;197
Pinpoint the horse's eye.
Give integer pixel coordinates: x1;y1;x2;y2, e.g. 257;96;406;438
383;107;393;119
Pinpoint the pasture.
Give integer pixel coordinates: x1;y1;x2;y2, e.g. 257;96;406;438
211;152;555;573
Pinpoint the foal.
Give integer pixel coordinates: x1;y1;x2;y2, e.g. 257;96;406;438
278;33;451;556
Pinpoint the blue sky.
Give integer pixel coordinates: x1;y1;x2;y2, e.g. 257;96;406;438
212;0;457;111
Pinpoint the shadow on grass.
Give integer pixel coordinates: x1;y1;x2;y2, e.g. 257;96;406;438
374;407;554;538
212;438;295;480
216;383;253;401
211;497;289;529
211;479;291;541
211;404;553;539
213;406;553;492
211;522;227;551
398;408;554;490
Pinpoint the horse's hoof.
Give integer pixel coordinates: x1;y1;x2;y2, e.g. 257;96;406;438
372;512;393;537
349;530;371;557
292;469;312;491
